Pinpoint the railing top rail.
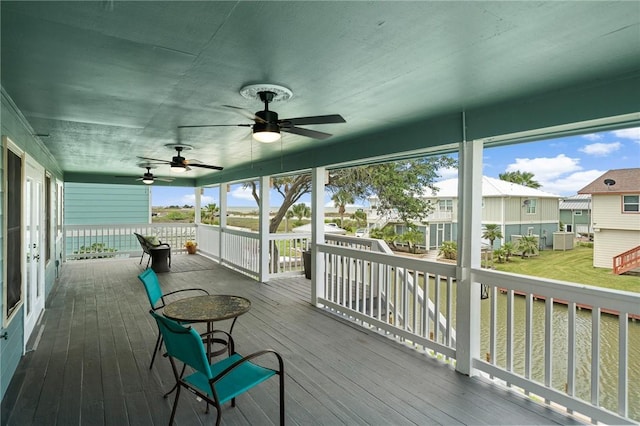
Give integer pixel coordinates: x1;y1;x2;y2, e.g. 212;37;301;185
614;245;640;259
65;223;195;230
319;243;457;276
473;268;640;315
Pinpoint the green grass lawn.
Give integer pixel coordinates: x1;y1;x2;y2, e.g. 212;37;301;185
492;246;640;293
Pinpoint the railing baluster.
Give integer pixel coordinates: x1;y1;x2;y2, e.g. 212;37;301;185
591;307;600;411
567;301;576;413
506;289;514;386
544;296;554;404
619;312;628;418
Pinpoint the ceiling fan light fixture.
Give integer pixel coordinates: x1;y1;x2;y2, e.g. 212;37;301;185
170;163;187;173
142;177;154;185
253;122;281;143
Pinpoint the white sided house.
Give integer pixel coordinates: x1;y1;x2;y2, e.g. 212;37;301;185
368;176;561;251
578;168;640;273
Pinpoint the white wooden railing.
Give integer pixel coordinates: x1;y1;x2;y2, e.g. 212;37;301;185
65;222;639;424
472;269;639;425
317;241;458;359
64;224;196;260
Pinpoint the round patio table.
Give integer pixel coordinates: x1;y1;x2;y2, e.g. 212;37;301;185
163;294;251;360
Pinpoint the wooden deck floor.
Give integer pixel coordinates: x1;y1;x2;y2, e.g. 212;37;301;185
2;255;583;425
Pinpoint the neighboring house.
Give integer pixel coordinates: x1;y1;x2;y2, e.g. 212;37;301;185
64;182;151;258
368;176;561;251
578;168;640;270
559;194;592;236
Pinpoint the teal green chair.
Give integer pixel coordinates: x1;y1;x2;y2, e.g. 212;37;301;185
150;311;285;426
138;268;209;369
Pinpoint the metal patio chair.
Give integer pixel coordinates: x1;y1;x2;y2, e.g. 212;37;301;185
150;311;285;426
134;232;171;269
138;268;209;369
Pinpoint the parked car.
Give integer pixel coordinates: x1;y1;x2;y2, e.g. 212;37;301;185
355;228;368;238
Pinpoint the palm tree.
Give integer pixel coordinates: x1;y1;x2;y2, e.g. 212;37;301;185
501;241;517;262
201;203;219;224
438;241;457;260
291;203;311;225
499;170;541;188
331;190;354;226
517;235;539;258
284;209;294;232
482;224;503;250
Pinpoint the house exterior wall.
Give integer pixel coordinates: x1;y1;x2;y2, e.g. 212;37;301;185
593;229;640;268
64;183;150;225
592;194;640;231
1;91;64;399
559;209;592;234
590;194;640;268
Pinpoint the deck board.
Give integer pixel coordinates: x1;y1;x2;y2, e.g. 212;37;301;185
2;255;583;425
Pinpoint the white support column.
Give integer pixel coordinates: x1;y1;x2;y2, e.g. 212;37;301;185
311;167;326;306
219;183;228;263
455;134;483;376
194;187;202;224
258;175;270;283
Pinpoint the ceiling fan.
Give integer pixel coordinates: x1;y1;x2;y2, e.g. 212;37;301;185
178;84;346;142
137;167;174;185
137;145;223;173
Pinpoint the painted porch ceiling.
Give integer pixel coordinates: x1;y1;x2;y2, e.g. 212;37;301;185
1;1;639;186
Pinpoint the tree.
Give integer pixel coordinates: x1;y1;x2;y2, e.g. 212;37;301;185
246;155;455;234
501;241;517;262
246;175;312;233
482;224;503;250
498;170;541;188
517;235;539;258
329;156;457;225
438;241;457;260
331;189;354;226
291;203;310;226
351;209;367;227
398;225;424;254
201;203;219;224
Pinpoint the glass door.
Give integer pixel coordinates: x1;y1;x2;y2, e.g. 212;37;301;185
24;158;45;341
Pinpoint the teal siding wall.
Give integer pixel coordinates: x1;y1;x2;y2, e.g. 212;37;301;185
64;183;150;225
1;90;64;398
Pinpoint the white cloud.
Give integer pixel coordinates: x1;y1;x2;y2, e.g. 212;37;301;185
230;186;256;201
437;167;458;180
579;142;622;156
505;154;581;182
582;133;603;141
541;170;605;196
612;127;640;144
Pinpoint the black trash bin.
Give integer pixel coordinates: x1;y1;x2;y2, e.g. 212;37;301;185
302;250;312;279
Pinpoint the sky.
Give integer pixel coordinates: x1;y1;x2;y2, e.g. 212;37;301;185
151;127;640;208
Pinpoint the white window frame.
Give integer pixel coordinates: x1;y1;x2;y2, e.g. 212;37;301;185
524;198;537;214
622;194;639;213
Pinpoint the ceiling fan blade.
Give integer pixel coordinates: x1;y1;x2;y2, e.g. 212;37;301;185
281;114;346;126
178;124;252;129
137;156;169;163
156;177;175;182
281;126;332;140
188;163;224;171
222;105;266;123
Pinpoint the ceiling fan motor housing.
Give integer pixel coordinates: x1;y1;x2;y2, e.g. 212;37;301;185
254;110;280;134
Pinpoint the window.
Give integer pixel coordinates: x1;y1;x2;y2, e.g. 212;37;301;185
438;199;453;212
524;198;537;214
527;227;534;236
573;211;582;216
623;195;639;213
